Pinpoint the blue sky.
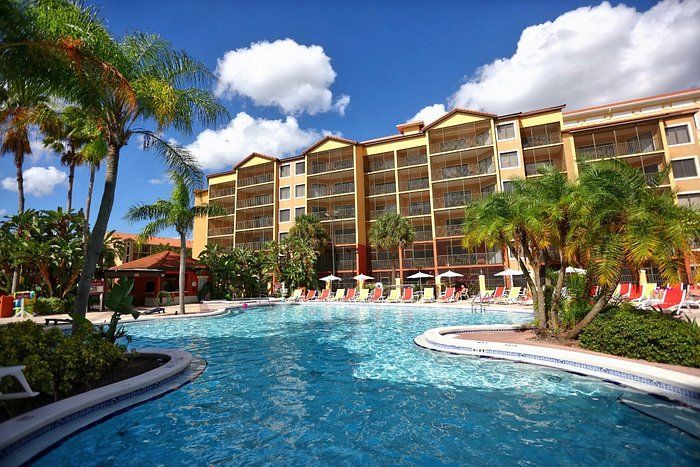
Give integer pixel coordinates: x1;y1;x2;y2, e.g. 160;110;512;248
2;0;698;238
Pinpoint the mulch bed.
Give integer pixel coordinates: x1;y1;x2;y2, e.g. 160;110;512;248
0;353;170;423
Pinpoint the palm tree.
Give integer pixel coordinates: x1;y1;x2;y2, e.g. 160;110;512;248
125;173;225;315
369;213;415;284
289;213;329;251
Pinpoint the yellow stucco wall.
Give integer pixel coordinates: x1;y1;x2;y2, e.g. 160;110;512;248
192;190;209;258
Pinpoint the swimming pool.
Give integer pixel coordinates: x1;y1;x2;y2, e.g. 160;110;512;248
35;304;699;465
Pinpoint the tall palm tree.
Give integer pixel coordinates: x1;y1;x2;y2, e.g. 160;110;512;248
125;173;225;315
289;213;329;251
369;213;414;284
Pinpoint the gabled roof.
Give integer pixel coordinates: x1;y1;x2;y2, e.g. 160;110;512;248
110;250;202;272
498;105;566;120
300;135;358;155
564;109;699;133
564;87;700;116
232;152;279;170
113;232;192;249
421;108;497;131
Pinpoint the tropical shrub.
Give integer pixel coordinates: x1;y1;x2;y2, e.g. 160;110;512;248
579;305;700;368
29;297;68;315
0;321;126;400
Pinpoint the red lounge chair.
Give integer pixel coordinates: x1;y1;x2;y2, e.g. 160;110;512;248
653;286;686;314
589;286;600;297
626;285;642;301
317;289;330;301
485;286;505;303
343;288;356;301
617;283;631;298
369;288;383;302
401;288;414;302
302;290;316;301
438;287;456;303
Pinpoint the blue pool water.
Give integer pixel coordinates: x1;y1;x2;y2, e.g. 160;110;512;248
36;304;699;465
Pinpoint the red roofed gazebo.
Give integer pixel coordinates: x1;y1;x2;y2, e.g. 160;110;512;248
107;251;207;306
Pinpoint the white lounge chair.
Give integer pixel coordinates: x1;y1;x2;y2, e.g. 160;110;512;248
0;365;39;400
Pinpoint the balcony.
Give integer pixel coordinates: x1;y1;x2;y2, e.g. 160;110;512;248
400;202;431;217
366;159;395;172
367;182;396;196
413;229;433;242
238;173;273;188
237;194;273;209
309;182;355;198
576;137;663;161
309;159;354;175
432;160;495;182
371;259;399;270
398;177;429;192
402;257;435;269
521;123;562;149
436;251;503;267
433;191;484;209
209;186;235;198
368;206;397;220
398;153;428;168
332;233;356;244
237;241;269;251
336;260;356;271
210;206;236;217
435;224;463;237
524;160;564;177
207;226;234;237
236;217;273;230
313;206;355;220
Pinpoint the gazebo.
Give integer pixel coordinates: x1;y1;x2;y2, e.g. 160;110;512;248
106;251;207;306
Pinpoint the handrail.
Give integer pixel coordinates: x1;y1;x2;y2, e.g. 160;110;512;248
237;194;273;208
521;132;562;148
576;137;663;160
238;173;273;187
436;252;503;266
309;159;354;175
432;160;495;181
399;178;429;191
236;217;273;230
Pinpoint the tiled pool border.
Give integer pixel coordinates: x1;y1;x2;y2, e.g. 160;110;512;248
415;324;700;409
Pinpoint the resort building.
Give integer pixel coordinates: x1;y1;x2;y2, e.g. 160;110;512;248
193;88;700;287
113;232;193;266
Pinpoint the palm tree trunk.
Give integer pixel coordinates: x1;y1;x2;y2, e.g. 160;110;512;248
549;262;566;331
179;233;187;315
11;157;25;293
83;163;96;251
66;161;75;212
531;266;547;327
564;286;612;339
72;144;120;330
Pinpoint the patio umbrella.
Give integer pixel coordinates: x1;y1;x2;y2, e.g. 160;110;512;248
353;273;374;289
564;266;587;275
320;274;341;290
437;270;463;287
407;271;434;287
495;268;523;287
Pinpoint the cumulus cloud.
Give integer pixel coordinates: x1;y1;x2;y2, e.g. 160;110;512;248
186;112;332;171
148;175;171;185
409;104;447;125
215;38;349;115
1;166;67;196
415;0;700;116
0;209;6;217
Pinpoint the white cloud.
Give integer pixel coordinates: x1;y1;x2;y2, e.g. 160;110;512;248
186;112;332;171
414;1;700;116
1;166;67;196
0;209;6;216
148;175;171;185
215;38;349;115
409;104;447;125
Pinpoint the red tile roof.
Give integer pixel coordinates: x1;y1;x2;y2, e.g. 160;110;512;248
300;135;359;155
110;250;203;271
232;152;279;170
564;87;700;115
421;108;497;131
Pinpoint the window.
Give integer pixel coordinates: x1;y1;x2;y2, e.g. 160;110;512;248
671;158;698;179
678;193;700;209
499;151;519;169
665;125;692;146
279;209;291;222
497;123;516;141
279;164;291;177
279;232;288;241
279;186;291;199
296;161;305;175
295;207;305;218
502;180;514;192
295;184;305;198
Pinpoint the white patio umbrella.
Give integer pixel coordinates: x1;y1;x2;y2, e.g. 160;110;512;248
407;271;434;287
437;270;463;287
495;268;523;287
353;273;374;289
320;274;341;290
564;266;587;275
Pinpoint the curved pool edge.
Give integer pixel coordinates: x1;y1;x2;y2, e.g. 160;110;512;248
415;324;700;410
0;348;206;467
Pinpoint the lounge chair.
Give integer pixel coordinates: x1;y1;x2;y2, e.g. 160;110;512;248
420;287;435;303
495;287;521;305
141;307;165;315
0;366;39;400
355;289;370;301
613;283;631;300
438;287;456;303
286;288;304;302
44;317;72;326
329;289;345;301
651;286;686;314
316;289;331;301
401;288;414;303
472;289;494;303
302;290;316;301
517;289;533;306
368;288;383;302
484;286;505;303
385;289;401;303
343;288;356;301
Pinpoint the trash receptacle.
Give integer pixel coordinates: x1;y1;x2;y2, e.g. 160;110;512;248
0;295;13;318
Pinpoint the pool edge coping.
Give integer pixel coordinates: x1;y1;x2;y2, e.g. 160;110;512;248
415;324;700;409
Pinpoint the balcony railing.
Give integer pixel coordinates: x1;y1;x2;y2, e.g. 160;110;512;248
210;206;236;217
371;259;399;270
237;194;273;208
238;173;273;188
576;137;663;160
309;182;355;198
434;224;464;237
433;191;485;209
524;161;564;177
432;160;495;182
368;206;397;220
398;178;429;191
366;159;394;172
402;257;435;269
521;132;562;149
311;207;356;220
209;187;235;198
237;241;269;251
400;203;431;217
414;229;433;242
332;233;356;244
430;133;492;154
235;217;273;230
336;260;356;271
207;226;234;236
436;251;503;267
309;159;354;175
398;154;428;168
367;183;396;196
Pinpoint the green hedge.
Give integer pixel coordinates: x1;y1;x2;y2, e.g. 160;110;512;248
0;321;126;400
27;297;68;315
580;305;700;368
